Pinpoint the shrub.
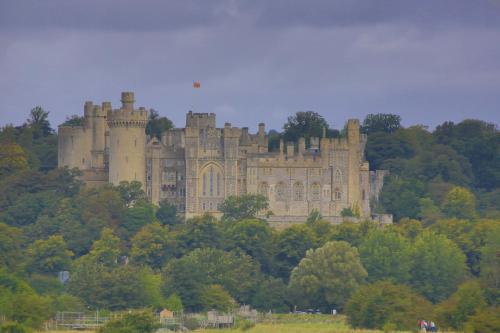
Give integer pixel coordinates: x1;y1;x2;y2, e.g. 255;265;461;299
97;312;159;333
236;318;255;331
0;322;27;333
464;307;500;333
346;281;432;330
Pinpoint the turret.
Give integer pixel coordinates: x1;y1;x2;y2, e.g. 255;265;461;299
107;92;148;187
121;91;135;111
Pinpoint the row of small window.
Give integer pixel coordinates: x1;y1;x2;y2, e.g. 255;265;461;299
259;168;343;181
259;182;342;201
201;201;220;211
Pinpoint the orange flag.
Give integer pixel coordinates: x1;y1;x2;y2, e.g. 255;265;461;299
193;81;201;88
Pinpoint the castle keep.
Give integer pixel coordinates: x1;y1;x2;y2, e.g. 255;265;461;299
59;92;387;224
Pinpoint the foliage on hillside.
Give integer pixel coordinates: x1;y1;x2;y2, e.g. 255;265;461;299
0;108;499;330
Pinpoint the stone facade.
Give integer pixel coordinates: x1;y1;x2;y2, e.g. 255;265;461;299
58;92;388;223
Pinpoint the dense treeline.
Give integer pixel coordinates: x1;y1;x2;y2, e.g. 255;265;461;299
0;108;499;332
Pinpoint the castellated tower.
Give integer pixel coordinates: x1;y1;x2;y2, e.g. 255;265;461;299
107;92;148;187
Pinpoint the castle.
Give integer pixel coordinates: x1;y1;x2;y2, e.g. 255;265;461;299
58;92;388;225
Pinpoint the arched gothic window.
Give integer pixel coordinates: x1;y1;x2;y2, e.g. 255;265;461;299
334;188;342;200
334;169;342;183
293;182;304;201
275;182;286;201
259;182;269;198
311;183;321;201
200;164;223;197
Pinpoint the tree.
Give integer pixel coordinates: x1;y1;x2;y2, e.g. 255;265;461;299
362;113;402;134
358;229;412;284
176;214;223;254
378;175;426;221
288;241;367;311
364;131;414;170
0;223;23;270
346;281;432;330
156;200;179;226
88;228;121;266
164;293;183;312
464;306;500;333
130;222;173;270
417;197;443;225
69;260;151;310
0;143;28;180
120;202;156;240
410;231;467;303
61;115;85;126
116;181;147;207
219;194;269;222
283;111;330;144
200;285;237;311
226;219;275;273
442;186;477;220
435;280;487;330
25;235;73;274
26;106;52;138
433;119;500;190
274;224;315;280
251;277;288;312
480;229;500;305
145;109;174;139
163;248;260;311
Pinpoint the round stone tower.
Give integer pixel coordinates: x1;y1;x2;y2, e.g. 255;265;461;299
107;92;148;187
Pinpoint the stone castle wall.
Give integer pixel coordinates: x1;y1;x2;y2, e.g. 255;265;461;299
58;92;390;224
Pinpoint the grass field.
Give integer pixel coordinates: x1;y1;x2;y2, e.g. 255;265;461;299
196;314;383;333
39;315;386;333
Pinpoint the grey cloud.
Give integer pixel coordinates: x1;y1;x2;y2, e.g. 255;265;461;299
0;1;499;131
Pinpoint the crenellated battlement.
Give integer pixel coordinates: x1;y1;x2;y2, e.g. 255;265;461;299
186;111;216;128
58;91;386;222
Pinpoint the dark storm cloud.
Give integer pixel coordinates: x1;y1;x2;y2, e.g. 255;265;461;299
0;0;499;131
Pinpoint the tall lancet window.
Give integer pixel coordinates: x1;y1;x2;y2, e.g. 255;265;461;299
216;173;221;196
203;173;207;196
209;167;214;196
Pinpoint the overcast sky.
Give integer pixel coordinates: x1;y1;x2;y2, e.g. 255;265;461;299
1;0;499;132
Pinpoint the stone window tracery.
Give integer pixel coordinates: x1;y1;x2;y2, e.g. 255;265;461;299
259;182;269;198
334;169;342;183
293;182;304;201
275;182;286;201
334;188;342;200
311;183;321;201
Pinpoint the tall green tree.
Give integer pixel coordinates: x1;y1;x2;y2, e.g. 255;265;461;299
442;186;477;219
25;235;73;274
274;224;315;280
362;113;402;134
130;222;174;270
145;109;174;139
288;241;367;311
283;111;330;144
226;219;274;274
410;231;467;302
163;248;260;311
359;229;412;284
26;106;52;138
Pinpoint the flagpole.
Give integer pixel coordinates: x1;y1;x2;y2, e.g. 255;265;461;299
192;81;201;111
